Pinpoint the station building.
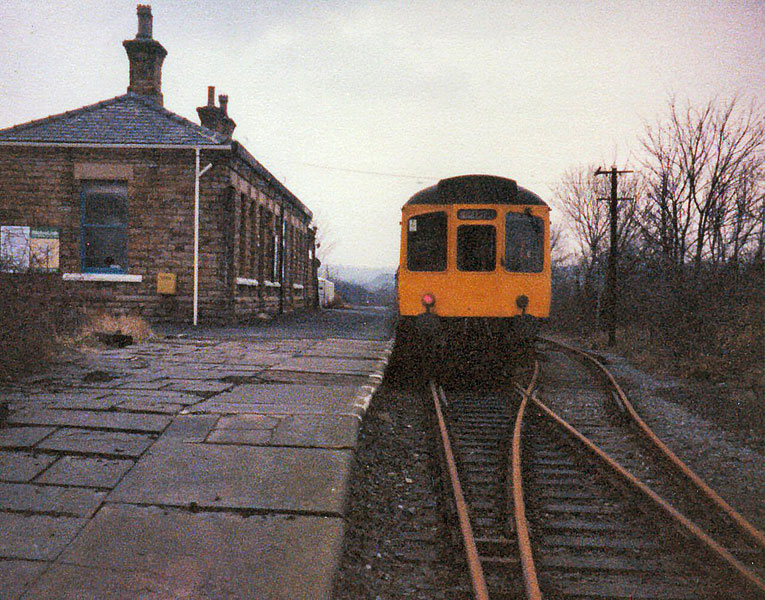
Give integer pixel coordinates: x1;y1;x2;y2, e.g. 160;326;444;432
0;5;318;324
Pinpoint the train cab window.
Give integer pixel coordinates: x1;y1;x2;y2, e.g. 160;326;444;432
504;212;544;273
407;211;447;271
457;225;496;271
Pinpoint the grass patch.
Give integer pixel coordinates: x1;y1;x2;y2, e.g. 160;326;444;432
61;312;155;350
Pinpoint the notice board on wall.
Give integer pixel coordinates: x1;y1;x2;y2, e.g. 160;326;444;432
0;226;60;272
0;225;30;272
30;228;60;272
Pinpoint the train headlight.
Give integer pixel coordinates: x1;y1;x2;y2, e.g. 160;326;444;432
516;294;529;313
421;293;436;309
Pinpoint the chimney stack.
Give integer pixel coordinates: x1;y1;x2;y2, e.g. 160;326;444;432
123;5;167;105
137;5;153;38
197;87;236;140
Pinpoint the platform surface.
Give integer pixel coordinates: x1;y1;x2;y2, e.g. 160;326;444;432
0;306;393;600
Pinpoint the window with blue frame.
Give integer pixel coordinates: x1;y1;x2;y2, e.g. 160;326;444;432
81;181;128;273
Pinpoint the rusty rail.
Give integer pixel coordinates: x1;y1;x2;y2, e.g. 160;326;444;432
541;336;765;552
511;362;543;600
528;392;765;594
429;380;489;600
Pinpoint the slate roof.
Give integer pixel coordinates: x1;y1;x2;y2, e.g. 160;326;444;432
0;93;229;146
232;141;313;220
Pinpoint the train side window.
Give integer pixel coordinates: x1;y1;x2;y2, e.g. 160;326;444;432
407;211;447;271
504;212;544;273
457;225;496;271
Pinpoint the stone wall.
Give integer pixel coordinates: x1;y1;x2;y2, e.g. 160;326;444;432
0;145;316;324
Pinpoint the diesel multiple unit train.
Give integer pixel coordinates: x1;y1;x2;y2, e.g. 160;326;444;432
396;174;551;368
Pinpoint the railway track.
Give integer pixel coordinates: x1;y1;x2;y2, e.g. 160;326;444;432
429;377;529;599
428;339;765;599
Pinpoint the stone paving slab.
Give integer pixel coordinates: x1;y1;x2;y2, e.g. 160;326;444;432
1;307;394;599
301;339;392;359
163;380;233;394
206;427;273;445
9;409;171;433
0;560;48;600
0;482;105;517
259;369;375;386
160;414;218;443
274;356;386;375
0;451;57;482
109;442;351;514
100;389;200;406
271;415;360;448
36;456;135;488
0;426;55;448
189;383;361;415
0;513;86;560
113;399;187;413
37;429;155;458
21;504;344;600
2;392;113;412
113;380;169;391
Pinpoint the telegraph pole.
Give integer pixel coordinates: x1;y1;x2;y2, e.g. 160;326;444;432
595;166;632;347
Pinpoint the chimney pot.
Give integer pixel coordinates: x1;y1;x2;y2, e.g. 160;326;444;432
136;5;153;39
197;89;236;140
124;4;167;104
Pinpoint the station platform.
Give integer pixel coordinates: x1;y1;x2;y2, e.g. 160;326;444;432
0;306;394;600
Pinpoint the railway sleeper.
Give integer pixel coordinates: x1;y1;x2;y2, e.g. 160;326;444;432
474;535;515;554
545;533;662;551
552;573;704;600
539;552;680;574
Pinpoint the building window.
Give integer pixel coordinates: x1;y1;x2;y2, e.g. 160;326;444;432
239;194;248;277
259;209;272;284
81;181;128;273
249;200;258;278
272;229;280;282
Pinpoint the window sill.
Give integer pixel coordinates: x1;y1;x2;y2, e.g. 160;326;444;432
264;281;281;288
62;273;143;283
236;277;259;287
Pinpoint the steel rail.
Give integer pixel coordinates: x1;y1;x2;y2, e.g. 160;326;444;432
529;392;765;594
541;336;765;552
429;380;490;600
510;363;543;600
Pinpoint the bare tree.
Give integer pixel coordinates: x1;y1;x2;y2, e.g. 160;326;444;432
549;222;570;266
640;96;765;275
309;208;337;272
553;165;609;279
553;165;640;278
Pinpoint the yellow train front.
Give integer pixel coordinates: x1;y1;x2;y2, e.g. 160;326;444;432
396;175;551;368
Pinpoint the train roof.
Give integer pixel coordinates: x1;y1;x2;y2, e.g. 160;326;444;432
405;175;548;207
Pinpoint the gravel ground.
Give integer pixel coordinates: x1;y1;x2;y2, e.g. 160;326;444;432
336;344;764;596
333;383;468;600
600;351;765;530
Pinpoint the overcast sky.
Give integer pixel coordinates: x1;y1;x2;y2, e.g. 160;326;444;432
1;1;762;268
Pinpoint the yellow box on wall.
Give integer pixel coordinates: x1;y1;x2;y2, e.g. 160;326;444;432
157;272;176;295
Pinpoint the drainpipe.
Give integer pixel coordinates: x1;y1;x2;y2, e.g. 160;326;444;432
194;148;213;326
278;206;285;314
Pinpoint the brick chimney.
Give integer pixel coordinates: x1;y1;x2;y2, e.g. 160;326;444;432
123;5;167;105
197;86;237;140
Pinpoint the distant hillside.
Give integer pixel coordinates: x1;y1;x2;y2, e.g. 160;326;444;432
319;264;395;289
320;264;396;306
